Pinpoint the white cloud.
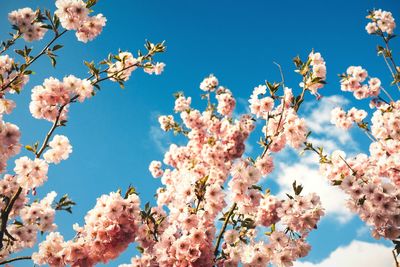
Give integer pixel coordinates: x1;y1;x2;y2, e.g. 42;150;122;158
148;111;174;153
236;97;251;114
356;225;371;238
303;95;354;146
149;125;170;152
273;95;363;223
244;140;254;154
276;162;353;223
294;240;393;267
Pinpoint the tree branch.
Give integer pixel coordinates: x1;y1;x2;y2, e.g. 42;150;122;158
0;255;31;265
214;203;237;257
1;30;67;92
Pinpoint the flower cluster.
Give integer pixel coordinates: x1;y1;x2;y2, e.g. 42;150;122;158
118;74;323;267
323;16;400;244
0;119;21;173
200;74;219;91
228;160;263;214
256;195;280;227
256;193;324;237
106;46;166;81
0;191;57;260
174;95;191;112
303;51;327;94
14;156;48;190
366;9;396;35
43;135;72;164
263;103;308;150
370;101;400;140
120;76;257;266
323;52;400;241
340;66;381;99
30;75;93;122
249;85;274;119
343;175;400;239
0;174;27;217
144;62;166;75
32;192;141;266
221;191;323;267
158;115;176;131
20;191;57;232
0;55;29;94
0;98;16;114
330;107;367;130
0;2;168;265
107;52;138;81
249;84;308;152
8;8;47;42
321;149;400;240
149;160;163;178
216;87;236;116
277;193;324;235
55;0;106;42
222;235;311;267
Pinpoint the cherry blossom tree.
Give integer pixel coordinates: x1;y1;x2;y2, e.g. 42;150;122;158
310;9;400;267
0;1;398;267
0;0;165;265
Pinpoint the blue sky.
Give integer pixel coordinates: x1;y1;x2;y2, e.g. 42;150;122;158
1;0;400;266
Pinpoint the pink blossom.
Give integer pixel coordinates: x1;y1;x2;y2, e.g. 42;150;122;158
8;8;47;41
43;135;72;164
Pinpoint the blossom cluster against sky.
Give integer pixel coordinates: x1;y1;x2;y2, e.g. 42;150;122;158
1;0;399;266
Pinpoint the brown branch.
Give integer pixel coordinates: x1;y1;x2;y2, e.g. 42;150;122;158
261;99;286;158
273;61;285;88
0;31;22;56
375;26;400;91
214;203;236;257
0;47;151;252
35;100;73;158
90;61;143;86
0;187;22;250
393;249;399;267
383;37;399;74
1;30;67;92
0;255;31;265
294;86;307;112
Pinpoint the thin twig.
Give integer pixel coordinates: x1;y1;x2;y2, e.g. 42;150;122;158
273;61;285;88
375;27;400;91
0;255;31;265
0;31;22;56
214;203;236;257
380;86;395;102
0;49;151;252
0;187;22;250
35;101;72;158
1;30;67;92
392;249;399;267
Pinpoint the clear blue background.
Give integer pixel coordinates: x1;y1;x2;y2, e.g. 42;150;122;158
0;0;399;266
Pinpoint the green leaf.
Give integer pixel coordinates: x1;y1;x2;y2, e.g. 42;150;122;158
41;24;53;30
136;246;144;254
49;55;57;67
250;185;263;191
124;185;137;199
52;44;63;51
286;193;294;200
25;145;35;152
292;180;303;195
15;49;25;57
144;202;150;212
332;180;342;186
86;0;98;8
54;194;76;213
